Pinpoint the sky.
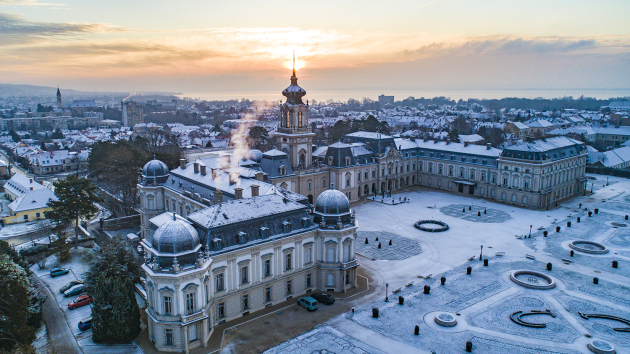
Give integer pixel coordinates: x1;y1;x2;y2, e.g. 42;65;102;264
1;0;630;100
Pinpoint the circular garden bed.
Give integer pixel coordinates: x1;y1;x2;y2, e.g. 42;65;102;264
415;220;449;232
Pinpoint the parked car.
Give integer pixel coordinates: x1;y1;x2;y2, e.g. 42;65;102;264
78;317;92;331
68;295;93;310
50;267;69;277
64;284;85;297
311;292;335;305
298;296;319;311
60;280;84;294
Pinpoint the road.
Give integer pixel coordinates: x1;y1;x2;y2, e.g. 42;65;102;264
32;275;83;354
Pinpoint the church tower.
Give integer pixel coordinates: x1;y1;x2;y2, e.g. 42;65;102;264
56;88;62;108
275;52;314;170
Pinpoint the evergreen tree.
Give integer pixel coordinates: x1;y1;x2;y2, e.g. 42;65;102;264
91;276;140;343
0;255;35;351
45;176;102;248
84;237;141;294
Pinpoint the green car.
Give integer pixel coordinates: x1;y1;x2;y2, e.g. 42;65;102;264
60;280;84;294
298;296;319;311
50;267;70;277
64;284;85;297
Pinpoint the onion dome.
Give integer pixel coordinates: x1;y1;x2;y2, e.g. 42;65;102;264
150;214;200;255
282;69;306;105
313;190;352;227
142;157;169;184
249;149;263;163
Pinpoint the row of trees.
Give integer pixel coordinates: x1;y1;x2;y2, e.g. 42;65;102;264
88;131;181;216
0;241;46;353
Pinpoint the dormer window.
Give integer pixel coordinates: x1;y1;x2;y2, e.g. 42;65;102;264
238;231;247;244
212;238;222;250
328;156;333;165
282;221;291;233
302;217;310;228
260;227;269;238
345;157;350;166
279;165;286;175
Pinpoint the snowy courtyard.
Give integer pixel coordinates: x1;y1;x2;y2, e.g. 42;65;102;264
265;174;630;354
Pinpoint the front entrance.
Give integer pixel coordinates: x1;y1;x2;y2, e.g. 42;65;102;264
458;184;464;193
468;185;474;194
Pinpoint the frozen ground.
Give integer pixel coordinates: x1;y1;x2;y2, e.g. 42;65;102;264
267;174;630;354
32;247;143;354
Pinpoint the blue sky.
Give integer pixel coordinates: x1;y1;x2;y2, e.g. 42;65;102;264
1;0;629;97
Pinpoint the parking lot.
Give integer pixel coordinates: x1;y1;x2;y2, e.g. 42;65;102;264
32;264;93;341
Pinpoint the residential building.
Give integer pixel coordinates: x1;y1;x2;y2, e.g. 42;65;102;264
2;188;57;225
588;146;630;169
527;120;555;136
4;174;50;201
123;100;144;127
504;122;531;139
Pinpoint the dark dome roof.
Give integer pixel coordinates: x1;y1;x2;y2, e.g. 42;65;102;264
314;190;350;215
143;158;169;178
150;216;200;254
142;158;169;184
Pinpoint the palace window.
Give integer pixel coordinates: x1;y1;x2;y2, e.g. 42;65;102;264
163;296;172;315
286;280;292;295
240;266;249;284
165;329;173;346
285;253;292;271
218;302;225;318
306;273;312;288
298;112;303;127
185;292;195;315
242;294;249;310
215;273;224;292
265;287;272;302
264;259;271;277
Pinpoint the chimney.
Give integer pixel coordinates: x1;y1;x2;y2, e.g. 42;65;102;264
193;161;199;174
179;158;187;169
255;172;264;181
213;190;223;204
39;180;43;185
30;186;33;191
29;178;33;183
464;141;469;147
212;168;217;179
251;184;259;197
200;165;207;175
486;143;492;150
234;187;243;200
446;139;450;145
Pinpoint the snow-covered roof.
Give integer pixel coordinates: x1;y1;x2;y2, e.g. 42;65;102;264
527;120;554;128
458;134;484;143
345;131;393;139
8;188;57;213
398;138;502;157
4;174;48;197
188;194;307;228
505;137;583;153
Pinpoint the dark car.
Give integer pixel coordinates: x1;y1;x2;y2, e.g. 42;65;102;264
311;293;335;305
78;317;92;331
60;280;84;294
68;295;93;310
50;267;70;277
64;284;85;297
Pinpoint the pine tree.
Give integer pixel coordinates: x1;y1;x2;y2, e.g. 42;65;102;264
91;276;140;343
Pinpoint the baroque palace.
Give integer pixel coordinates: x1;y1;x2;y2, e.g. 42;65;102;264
137;66;588;353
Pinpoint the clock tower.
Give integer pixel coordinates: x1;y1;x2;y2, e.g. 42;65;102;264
276;59;314;170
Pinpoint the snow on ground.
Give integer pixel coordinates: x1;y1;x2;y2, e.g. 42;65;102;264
104;227;140;239
270;173;630;354
32;246;143;353
0;220;48;238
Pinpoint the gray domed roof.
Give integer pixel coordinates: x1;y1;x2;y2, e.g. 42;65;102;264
314;190;350;215
142;158;169;184
143;158;169;178
249;149;263;163
150;215;200;254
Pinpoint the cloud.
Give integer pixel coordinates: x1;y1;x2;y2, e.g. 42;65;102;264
0;12;123;45
0;0;65;5
402;36;602;59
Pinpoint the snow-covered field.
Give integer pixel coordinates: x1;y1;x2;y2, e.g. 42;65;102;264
266;174;630;354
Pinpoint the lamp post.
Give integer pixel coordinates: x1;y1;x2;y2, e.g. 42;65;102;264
385;283;389;302
529;225;532;238
606;177;609;186
479;245;483;261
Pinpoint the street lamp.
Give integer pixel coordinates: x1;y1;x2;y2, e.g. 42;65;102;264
385;283;389;302
479;245;483;261
529;225;532;238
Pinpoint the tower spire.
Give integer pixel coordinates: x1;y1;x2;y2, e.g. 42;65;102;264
292;50;296;77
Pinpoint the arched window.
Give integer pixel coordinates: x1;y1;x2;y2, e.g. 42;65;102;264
307;179;312;190
298;112;303;127
345;173;351;188
345;157;350;166
285;111;290;127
